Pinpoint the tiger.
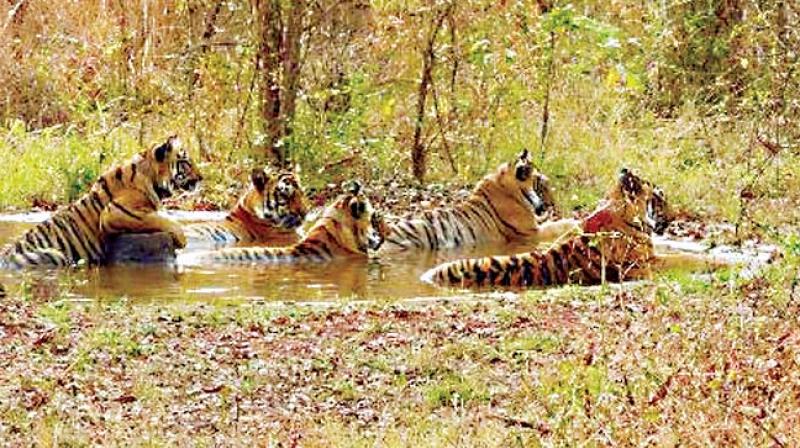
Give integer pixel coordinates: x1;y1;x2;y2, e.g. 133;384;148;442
184;168;308;247
379;149;576;253
0;135;202;269
420;168;673;288
178;181;384;265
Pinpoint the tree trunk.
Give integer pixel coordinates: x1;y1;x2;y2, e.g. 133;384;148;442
411;57;432;181
254;0;308;167
190;0;225;161
3;0;28;60
257;0;284;165
279;3;302;166
411;5;450;182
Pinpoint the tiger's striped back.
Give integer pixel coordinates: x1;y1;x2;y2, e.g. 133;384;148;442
178;181;383;266
1;195;108;268
421;168;670;289
185;169;307;247
185;207;299;247
380;149;555;253
421;231;652;288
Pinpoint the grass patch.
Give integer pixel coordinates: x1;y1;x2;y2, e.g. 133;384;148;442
424;372;491;409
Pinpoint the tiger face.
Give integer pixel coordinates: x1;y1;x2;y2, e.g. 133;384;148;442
172;149;203;193
532;171;556;218
266;170;308;229
148;136;202;199
501;149;555;215
586;168;671;236
235;168;306;228
646;184;669;235
326;181;384;254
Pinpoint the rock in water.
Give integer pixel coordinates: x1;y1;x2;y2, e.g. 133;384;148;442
105;233;176;264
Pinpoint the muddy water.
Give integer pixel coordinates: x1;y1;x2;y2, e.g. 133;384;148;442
0;212;777;303
0;213;541;303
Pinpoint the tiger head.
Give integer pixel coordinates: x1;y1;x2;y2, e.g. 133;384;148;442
475;149;557;234
584;168;671;236
172;149;203;193
237;168;308;230
532;170;556;219
318;180;384;255
506;149;554;216
149;135;202;199
265;168;309;229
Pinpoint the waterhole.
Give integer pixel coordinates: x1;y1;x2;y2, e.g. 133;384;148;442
0;212;777;303
0;212;537;303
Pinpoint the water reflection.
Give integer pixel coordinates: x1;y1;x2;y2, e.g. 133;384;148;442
0;216;532;302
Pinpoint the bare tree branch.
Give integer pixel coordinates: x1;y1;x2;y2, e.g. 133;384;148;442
412;2;452;182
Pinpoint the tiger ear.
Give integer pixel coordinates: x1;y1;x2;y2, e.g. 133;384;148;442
251;169;267;192
154;142;172;163
346;180;366;218
515;148;533;181
515;161;532;182
346;180;363;195
155;135;180;162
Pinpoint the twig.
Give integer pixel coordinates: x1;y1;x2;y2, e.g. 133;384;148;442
488;411;551;436
318;152;360;174
539;29;556;165
189;0;225;89
234;52;260;153
648;372;675;405
430;76;458;174
447;4;458;94
494;414;536;429
0;0;26;37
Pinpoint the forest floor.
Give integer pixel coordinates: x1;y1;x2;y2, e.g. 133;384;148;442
2;265;800;446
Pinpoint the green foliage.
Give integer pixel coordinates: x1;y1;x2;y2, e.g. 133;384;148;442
0;121;135;208
0;0;796;231
424;372;490;408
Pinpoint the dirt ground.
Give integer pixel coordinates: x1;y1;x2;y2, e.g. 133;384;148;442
2;271;799;446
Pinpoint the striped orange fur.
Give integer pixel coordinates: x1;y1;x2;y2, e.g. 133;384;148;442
421;168;671;288
184;168;308;247
179;181;384;265
1;136;202;269
380;149;559;253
